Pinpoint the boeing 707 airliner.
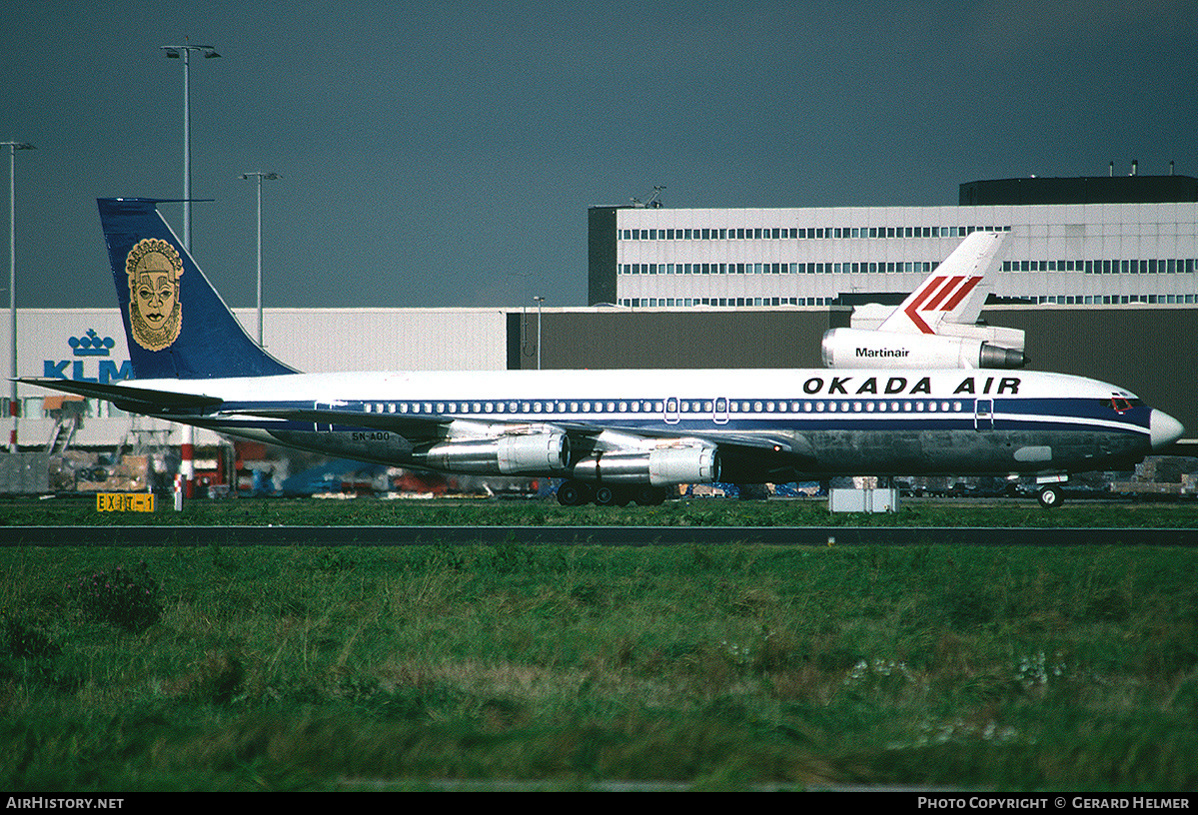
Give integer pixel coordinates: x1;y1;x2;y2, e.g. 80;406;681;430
21;199;1185;508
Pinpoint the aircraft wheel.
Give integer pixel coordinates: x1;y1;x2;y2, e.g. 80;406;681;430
593;485;617;506
556;480;591;507
1037;484;1065;509
633;485;668;506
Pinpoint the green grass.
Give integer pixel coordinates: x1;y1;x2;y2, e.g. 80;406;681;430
3;541;1198;790
4;494;1198;528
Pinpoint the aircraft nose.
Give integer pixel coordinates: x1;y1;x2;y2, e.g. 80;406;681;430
1149;409;1184;451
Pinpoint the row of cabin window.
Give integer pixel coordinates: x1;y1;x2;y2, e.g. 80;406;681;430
365;400;970;416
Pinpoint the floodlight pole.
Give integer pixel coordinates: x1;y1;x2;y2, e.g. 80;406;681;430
161;41;218;498
161;41;219;251
240;172;280;347
533;296;545;370
3;141;34;451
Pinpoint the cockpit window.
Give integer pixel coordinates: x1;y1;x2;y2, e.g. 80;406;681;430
1101;397;1142;413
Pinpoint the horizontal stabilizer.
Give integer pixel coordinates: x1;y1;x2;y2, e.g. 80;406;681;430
19;377;223;415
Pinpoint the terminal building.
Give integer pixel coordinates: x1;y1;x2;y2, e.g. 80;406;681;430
3;174;1195;493
588;174;1198;309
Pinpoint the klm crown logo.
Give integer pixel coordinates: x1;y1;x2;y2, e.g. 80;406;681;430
44;329;130;383
69;329;116;357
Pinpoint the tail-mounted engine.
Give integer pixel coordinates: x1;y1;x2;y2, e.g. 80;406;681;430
821;327;1026;370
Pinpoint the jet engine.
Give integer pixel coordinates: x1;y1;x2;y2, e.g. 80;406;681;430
821;328;1026;370
422;431;570;475
572;445;720;486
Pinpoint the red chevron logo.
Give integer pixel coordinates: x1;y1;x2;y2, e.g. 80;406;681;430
903;275;983;334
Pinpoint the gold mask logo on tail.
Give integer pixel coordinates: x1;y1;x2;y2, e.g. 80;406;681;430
125;238;183;351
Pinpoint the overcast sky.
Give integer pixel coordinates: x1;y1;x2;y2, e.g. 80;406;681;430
3;0;1197;311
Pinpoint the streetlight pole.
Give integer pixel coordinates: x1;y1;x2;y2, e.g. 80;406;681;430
240;172;280;347
161;41;219;251
3;141;34;451
533;296;545;370
161;41;218;497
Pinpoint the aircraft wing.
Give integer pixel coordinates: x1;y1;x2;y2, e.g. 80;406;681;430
23;375;815;484
559;421;816;461
248;404;817;482
17;381;814;470
244;405;452;443
249;403;810;450
18;377;224;415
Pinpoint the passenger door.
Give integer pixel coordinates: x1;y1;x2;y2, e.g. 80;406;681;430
974;398;993;431
713;396;729;425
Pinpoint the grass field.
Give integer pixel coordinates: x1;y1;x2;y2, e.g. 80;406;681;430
2;512;1197;790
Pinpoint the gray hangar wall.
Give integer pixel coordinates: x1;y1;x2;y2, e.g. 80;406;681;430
508;309;831;371
982;306;1196;440
506;305;1197;440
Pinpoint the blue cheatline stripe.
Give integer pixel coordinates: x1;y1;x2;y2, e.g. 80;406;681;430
205;395;1149;438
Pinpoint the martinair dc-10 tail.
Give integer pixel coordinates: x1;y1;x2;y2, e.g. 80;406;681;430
97;197;294;380
821;230;1028;369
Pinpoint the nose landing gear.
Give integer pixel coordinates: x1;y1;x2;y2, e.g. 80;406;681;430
1037;483;1064;509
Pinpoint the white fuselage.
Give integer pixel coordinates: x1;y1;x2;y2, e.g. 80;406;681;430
120;366;1176;484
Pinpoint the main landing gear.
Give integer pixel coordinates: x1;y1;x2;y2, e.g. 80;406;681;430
1036;483;1065;509
555;479;668;507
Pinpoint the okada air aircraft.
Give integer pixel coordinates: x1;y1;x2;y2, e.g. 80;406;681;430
21;199;1185;508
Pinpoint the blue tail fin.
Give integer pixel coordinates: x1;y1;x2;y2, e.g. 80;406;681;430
98;198;295;379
